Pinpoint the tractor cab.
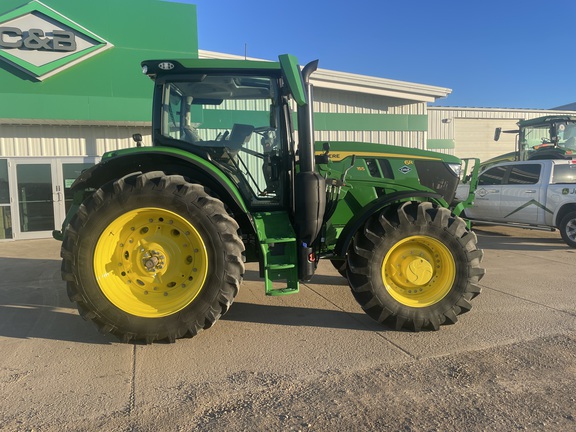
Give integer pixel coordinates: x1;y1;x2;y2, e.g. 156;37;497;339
495;115;576;162
143;59;293;209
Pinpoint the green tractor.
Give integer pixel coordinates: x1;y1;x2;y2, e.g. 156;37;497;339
55;54;484;343
493;115;576;164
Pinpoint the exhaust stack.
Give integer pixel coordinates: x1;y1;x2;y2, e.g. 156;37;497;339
293;59;325;281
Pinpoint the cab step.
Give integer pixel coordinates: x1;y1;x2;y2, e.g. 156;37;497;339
252;212;299;296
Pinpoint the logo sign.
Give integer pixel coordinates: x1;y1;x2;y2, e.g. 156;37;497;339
158;62;174;71
0;1;113;80
399;165;412;174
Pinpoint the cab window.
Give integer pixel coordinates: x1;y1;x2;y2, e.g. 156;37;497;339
160;76;283;206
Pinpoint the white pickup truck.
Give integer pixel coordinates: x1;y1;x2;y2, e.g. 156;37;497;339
457;159;576;247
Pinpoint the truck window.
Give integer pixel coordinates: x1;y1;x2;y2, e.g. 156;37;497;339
552;164;576;184
507;164;541;185
478;165;507;186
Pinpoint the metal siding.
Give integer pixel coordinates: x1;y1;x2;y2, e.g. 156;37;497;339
429;107;576;160
316;130;426;149
314;88;425;116
0;124;152;157
453;118;518;161
312;88;428;149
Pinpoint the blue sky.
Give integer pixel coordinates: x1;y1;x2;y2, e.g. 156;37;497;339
168;0;576;110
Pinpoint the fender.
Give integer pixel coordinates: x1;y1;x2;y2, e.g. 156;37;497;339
554;202;576;227
55;146;250;240
71;146;247;211
333;191;445;257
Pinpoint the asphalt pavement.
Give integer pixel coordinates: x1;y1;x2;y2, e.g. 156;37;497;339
1;225;575;431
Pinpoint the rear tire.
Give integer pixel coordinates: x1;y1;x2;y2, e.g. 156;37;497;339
347;201;484;331
559;211;576;248
61;172;245;343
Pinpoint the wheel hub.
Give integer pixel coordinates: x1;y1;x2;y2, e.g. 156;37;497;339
403;256;433;286
141;250;165;272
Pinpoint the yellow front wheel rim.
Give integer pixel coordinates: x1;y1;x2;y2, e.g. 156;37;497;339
94;207;208;318
382;235;456;308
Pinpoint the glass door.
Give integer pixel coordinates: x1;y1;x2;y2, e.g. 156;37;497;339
12;160;60;239
0;159;12;240
9;157;98;240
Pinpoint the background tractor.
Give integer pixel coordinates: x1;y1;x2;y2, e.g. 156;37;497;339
55;54;484;343
490;115;576;168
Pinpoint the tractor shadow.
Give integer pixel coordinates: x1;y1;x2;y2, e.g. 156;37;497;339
222;301;387;332
229;269;386;332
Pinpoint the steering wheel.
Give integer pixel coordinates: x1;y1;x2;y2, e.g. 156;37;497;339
253;126;275;135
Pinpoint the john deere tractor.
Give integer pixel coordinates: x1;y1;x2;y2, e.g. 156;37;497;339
492;115;576;165
55;55;484;343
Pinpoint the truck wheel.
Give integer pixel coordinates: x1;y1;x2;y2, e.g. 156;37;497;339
559;211;576;248
346;201;484;331
61;172;245;343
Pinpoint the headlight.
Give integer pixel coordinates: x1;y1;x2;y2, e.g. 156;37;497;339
447;163;461;178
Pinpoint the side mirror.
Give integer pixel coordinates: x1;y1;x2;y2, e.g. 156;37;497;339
132;133;143;147
494;128;501;141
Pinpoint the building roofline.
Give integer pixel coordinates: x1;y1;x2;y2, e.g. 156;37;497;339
199;50;451;103
428;106;576;114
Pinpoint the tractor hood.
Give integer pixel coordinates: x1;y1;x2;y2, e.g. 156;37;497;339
314;141;461;164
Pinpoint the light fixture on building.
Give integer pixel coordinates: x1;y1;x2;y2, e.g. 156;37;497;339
442;118;452;124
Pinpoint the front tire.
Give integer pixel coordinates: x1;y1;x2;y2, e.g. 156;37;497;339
347;201;484;331
61;172;245;343
559;211;576;248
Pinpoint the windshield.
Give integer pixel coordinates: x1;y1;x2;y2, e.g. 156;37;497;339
522;121;576;150
521;124;550;149
160;75;283;204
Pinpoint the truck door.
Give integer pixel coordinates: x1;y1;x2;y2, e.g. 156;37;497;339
499;163;542;224
469;164;507;220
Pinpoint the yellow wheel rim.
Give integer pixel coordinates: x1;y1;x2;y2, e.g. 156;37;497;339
94;207;208;318
381;235;456;308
